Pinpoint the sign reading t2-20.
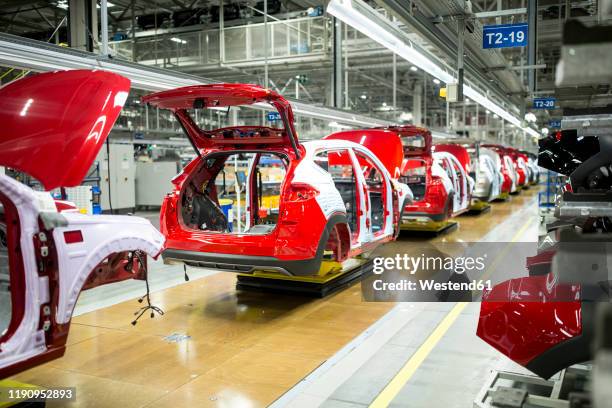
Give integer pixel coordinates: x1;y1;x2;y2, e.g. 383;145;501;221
483;23;528;49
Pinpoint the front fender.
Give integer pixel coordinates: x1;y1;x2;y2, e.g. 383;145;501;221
51;213;165;324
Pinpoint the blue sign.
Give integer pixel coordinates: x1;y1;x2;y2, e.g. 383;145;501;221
483;23;528;49
533;97;556;110
549;120;562;128
267;112;281;121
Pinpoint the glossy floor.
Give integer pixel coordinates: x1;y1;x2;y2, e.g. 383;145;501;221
9;189;539;408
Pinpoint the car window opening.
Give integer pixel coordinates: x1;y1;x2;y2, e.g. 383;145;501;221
181;152;287;235
355;152;386;234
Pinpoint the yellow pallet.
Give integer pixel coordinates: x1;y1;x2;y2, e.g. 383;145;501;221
400;219;456;232
495;192;510;201
469;200;491;212
240;257;369;283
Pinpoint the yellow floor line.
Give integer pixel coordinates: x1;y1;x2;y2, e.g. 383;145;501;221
369;214;535;408
369;301;468;408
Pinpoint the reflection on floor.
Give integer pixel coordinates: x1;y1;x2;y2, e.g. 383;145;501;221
8;189;538;408
277;192;539;408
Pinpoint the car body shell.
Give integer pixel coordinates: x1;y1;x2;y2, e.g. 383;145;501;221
482;144;519;194
459;144;503;203
327;127;474;227
143;85;410;276
0;70;165;378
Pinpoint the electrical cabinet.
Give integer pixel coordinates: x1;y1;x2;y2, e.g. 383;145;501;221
135;161;179;208
97;143;136;212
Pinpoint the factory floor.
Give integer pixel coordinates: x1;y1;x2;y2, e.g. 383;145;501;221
9;188;539;408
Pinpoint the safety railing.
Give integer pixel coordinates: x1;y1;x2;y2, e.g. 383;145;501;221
109;15;329;67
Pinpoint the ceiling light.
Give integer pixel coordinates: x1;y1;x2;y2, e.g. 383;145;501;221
410;66;418;72
524;112;537;123
170;37;187;44
327;0;539;138
96;1;115;8
360;94;367;100
382;102;387;107
432;79;440;85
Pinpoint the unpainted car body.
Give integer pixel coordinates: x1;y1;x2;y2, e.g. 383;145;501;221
143;84;410;277
0;70;165;378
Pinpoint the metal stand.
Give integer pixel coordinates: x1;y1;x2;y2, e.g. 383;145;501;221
474;365;591;408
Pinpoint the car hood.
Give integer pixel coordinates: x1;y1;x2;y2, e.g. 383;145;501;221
0;70;130;190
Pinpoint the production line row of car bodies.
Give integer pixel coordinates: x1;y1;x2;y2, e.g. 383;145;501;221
0;70;540;380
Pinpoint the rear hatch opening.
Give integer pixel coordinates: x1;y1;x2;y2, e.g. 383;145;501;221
400;159;428;201
180;151;288;235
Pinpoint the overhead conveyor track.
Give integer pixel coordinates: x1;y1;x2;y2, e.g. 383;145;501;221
0;32;388;128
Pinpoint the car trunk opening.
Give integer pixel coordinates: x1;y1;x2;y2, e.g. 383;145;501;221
400;159;428;201
180;151;288;235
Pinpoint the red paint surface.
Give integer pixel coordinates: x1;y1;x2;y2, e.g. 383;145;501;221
0;70;131;190
477;274;582;367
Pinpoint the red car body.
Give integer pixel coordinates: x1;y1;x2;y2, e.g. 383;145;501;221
477;274;587;379
324;126;471;229
506;147;528;187
478;228;591;379
0;70;164;378
142;84;409;276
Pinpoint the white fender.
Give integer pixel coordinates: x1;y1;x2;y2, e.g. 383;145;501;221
52;213;165;324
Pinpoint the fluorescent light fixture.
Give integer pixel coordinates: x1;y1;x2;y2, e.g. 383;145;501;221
96;1;115;8
327;0;540;138
432;78;441;85
20;99;33;117
327;0;453;83
410;66;418;72
360;94;367;100
170;37;187;44
524;112;537;123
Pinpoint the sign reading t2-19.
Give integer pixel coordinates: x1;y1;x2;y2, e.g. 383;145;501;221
483;23;528;49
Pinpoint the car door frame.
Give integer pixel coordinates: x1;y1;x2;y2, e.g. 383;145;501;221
349;146;395;244
313;147;366;248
